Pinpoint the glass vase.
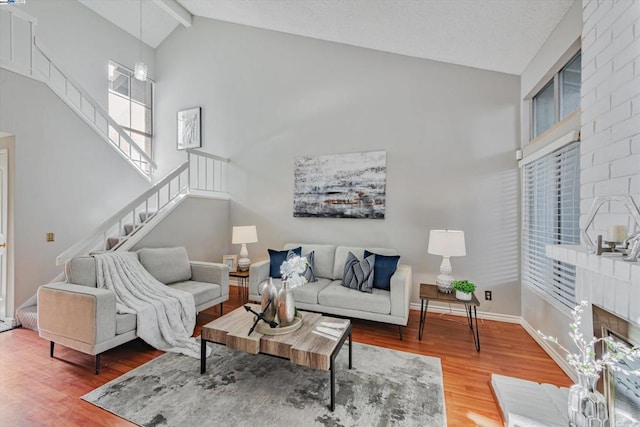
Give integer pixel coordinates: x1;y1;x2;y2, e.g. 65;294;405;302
277;281;295;327
567;373;609;427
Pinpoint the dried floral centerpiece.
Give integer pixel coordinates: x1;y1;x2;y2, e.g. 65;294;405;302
280;255;308;289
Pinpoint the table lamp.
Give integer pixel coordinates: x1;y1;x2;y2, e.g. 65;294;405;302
232;225;258;271
427;229;466;293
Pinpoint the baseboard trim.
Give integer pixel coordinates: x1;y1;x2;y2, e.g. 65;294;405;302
519;317;576;382
409;302;521;324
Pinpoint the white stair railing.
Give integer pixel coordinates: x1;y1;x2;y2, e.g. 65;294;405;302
0;6;156;179
188;149;229;193
55;149;229;266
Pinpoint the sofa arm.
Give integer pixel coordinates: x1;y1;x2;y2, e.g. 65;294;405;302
389;264;412;323
249;260;270;296
190;262;229;297
37;282;116;346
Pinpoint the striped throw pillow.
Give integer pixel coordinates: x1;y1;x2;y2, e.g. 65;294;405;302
342;251;375;293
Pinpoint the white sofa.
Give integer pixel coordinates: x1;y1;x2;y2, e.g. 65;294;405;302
38;247;229;373
249;243;412;338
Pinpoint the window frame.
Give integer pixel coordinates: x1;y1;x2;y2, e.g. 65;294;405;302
531;51;581;140
108;60;154;158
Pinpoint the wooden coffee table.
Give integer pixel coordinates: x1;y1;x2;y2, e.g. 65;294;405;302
200;304;352;411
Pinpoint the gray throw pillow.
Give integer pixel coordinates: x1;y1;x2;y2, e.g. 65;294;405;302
342;251;375;293
303;251;317;283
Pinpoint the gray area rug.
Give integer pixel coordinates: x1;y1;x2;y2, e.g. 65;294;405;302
82;341;446;427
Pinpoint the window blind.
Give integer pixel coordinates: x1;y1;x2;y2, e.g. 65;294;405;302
522;141;580;309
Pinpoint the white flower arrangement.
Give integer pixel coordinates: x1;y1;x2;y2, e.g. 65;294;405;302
280;255;308;289
538;300;640;378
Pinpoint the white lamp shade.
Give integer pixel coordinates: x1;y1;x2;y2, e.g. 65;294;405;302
427;230;466;257
232;225;258;244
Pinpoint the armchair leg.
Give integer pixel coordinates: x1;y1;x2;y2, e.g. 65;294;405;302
220;302;223;316
95;354;101;375
398;326;403;340
50;341;54;357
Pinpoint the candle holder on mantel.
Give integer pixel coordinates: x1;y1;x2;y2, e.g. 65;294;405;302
582;195;640;262
595;234;625;255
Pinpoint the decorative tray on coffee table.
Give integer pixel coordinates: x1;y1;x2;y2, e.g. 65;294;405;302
255;316;303;335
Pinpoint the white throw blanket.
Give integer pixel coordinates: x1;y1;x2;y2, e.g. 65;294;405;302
94;252;208;359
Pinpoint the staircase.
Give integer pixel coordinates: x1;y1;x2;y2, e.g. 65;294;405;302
1;6;231;328
15;147;229;330
55;149;229;266
0;6;156;179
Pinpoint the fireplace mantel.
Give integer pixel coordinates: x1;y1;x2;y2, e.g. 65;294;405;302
546;244;640;327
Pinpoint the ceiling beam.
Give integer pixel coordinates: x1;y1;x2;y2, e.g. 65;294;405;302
153;0;192;27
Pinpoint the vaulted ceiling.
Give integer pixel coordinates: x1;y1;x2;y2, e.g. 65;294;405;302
79;0;576;75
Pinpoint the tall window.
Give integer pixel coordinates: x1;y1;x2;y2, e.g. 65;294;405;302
532;51;581;138
108;60;153;157
522;141;580;309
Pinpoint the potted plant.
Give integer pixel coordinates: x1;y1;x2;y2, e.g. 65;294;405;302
451;280;475;301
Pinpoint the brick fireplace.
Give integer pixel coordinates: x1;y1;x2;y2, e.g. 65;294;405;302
548;245;640;425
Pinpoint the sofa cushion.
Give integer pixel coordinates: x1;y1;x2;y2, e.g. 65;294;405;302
332;246;399;280
318;281;391;315
285;244;336;279
138;247;192;285
268;247;301;278
168;280;221;307
116;313;136;335
364;250;400;291
256;277;332;305
292;277;332;304
342;252;375;293
65;256;98;287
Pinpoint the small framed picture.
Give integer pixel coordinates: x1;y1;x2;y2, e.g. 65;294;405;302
177;107;201;150
223;254;237;272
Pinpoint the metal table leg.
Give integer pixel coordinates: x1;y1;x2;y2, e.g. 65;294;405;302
466;304;480;352
418;299;429;340
200;339;207;374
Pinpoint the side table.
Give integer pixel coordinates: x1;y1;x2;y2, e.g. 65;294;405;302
418;283;480;351
229;270;250;303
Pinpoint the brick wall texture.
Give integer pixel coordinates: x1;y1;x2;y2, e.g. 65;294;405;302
580;0;640;236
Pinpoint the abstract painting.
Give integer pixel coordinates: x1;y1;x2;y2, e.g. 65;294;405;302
177;107;201;150
294;151;386;219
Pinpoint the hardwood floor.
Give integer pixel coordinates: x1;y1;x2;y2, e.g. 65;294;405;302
0;287;571;426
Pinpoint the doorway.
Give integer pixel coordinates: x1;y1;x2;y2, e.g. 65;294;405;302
0;149;7;322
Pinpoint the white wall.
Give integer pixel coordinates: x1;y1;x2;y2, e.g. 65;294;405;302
0;70;149;315
19;0;156;113
155;18;522;315
132;196;230;263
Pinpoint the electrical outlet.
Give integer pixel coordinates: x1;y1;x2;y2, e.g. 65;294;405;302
46;232;55;242
485;290;492;301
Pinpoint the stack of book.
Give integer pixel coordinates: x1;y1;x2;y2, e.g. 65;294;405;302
312;321;348;341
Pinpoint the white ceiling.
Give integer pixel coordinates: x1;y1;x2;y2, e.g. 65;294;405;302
80;0;576;76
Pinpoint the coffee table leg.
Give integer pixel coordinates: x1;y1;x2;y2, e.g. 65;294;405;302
200;339;207;374
330;357;335;411
348;327;352;369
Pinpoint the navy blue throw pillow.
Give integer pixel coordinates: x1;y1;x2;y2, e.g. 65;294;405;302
364;250;400;291
268;247;302;278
